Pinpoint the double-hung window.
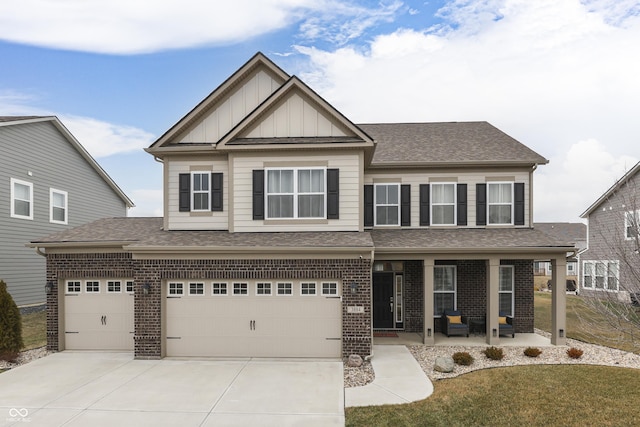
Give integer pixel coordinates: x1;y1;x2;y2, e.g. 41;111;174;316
499;266;514;316
434;266;456;315
488;182;513;225
375;184;399;226
50;189;68;224
431;183;456;225
625;210;640;240
10;178;33;220
192;172;210;211
266;168;325;219
583;260;619;292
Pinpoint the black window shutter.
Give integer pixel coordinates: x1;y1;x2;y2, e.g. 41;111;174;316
419;184;430;226
327;169;339;219
476;183;487;226
514;182;525;225
211;173;223;212
252;170;264;220
457;184;467;226
179;173;190;212
401;184;411;226
364;185;374;227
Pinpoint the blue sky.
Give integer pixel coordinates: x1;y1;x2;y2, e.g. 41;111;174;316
1;0;639;221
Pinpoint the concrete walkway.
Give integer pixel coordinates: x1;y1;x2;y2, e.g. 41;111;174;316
345;345;433;407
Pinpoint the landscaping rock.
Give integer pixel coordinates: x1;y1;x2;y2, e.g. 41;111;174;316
434;356;455;373
348;354;363;367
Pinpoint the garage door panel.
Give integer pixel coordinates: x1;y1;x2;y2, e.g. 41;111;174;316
165;284;342;358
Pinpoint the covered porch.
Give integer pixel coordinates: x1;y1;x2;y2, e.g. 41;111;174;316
373;331;554;347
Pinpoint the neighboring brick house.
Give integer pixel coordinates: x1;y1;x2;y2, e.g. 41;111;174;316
30;53;573;359
580;161;640;302
0;116;133;307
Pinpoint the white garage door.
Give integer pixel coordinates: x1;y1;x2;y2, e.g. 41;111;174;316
63;279;134;351
165;280;342;358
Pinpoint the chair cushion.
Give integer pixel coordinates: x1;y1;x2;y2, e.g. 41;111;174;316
449;323;467;329
499;316;507;325
447;315;462;324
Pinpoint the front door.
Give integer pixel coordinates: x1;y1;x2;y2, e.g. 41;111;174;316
373;272;394;329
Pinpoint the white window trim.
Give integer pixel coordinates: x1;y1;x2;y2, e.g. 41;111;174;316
107;280;122;293
395;274;403;323
430;182;457;226
85;280;100;293
625;209;640;240
487;182;514;225
321;282;340;296
433;265;457;316
499;266;515;317
265;167;327;219
10;178;33;220
233;282;248;296
374;183;400;226
583;260;619;292
191;172;211;212
301;282;317;296
277;282;293;296
212;282;228;296
188;282;205;296
50;188;68;225
256;282;272;296
125;280;134;293
66;280;81;293
168;282;184;296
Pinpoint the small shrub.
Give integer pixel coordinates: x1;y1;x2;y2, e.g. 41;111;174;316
452;351;474;366
567;347;584;359
483;346;504;360
0;280;24;362
524;347;542;358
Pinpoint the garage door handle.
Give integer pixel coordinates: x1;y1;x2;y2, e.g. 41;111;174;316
250;320;256;330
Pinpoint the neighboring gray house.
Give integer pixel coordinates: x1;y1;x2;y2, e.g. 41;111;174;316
1;116;133;306
533;222;587;279
580;161;640;301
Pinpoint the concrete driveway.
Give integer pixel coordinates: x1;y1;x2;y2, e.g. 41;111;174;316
0;352;344;426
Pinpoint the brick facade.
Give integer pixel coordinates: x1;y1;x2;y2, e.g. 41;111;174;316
46;253;372;358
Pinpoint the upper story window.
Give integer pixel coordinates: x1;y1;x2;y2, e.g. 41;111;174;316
375;184;399;226
488;182;513;225
10;178;33;220
192;172;210;211
431;183;456;226
625;210;639;240
50;189;68;224
266;168;325;219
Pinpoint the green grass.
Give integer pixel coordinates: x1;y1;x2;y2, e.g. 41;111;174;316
346;365;640;426
20;310;47;350
534;291;640;353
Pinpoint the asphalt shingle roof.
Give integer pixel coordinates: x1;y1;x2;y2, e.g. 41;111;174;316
359;122;548;166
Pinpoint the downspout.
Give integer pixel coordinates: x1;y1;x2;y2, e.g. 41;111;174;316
34;246;46;257
530;164;537;227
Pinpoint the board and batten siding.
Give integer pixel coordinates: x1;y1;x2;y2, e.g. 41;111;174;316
179;69;282;144
243;92;349;139
232;151;362;232
0;120;128;306
364;169;532;228
165;157;229;230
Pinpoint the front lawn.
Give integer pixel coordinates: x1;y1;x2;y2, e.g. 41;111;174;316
346;365;640;426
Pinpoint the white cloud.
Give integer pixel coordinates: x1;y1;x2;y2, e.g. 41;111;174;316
128;189;163;217
0;0;403;54
295;0;640;222
59;115;154;158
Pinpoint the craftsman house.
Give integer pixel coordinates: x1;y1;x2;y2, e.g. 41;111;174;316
31;53;573;359
1;116;132;307
580;161;640;301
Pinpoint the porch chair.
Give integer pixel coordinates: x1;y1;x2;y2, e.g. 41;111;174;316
499;312;515;338
442;310;469;337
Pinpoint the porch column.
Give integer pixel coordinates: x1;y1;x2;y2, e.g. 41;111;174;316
423;256;435;345
486;257;500;345
551;257;567;345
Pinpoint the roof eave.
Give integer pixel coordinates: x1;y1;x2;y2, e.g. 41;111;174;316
368;160;548;169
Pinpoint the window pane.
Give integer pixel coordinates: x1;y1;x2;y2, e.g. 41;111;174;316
53;207;65;222
489;205;511;224
267;170;280;192
15;183;30;200
434;293;454;314
499;294;512;316
298;195;324;217
311;169;324;192
14;200;30;216
193;193;209;210
435;267;455;291
281;170;293;192
298;169;310;192
432;184;454;203
387;185;398;204
53;192;65;207
376;185;387;204
432;205;454;225
268;195;294;218
500;267;513;291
